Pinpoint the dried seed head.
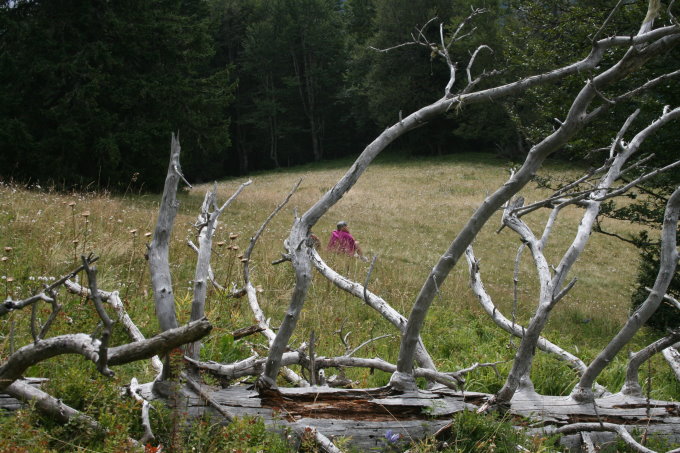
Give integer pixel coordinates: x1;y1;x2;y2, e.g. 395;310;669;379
216;241;226;247
144;232;152;238
72;239;79;244
229;233;238;240
6;277;13;282
68;201;76;207
129;229;138;235
4;247;12;253
231;245;239;251
81;210;90;218
237;254;244;259
240;258;248;263
1;256;8;262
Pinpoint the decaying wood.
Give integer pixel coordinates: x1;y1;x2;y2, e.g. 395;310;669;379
187;352;463;389
572;186;680;402
4;4;680;452
238;180;309;388
232;324;265;340
134;381;680;451
82;256;115;377
395;17;680;393
663;346;680;382
0;377;47;412
261;14;680;392
5;379;102;430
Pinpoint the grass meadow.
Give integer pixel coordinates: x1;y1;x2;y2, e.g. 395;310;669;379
0;152;677;451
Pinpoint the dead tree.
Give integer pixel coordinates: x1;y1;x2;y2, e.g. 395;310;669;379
177;3;680;450
4;2;680;452
254;1;680;397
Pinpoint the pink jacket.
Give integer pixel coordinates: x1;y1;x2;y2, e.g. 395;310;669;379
328;230;357;255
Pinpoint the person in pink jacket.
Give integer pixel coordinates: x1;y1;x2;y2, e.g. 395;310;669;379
328;221;366;259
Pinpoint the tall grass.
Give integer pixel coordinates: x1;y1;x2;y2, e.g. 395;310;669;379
0;153;676;451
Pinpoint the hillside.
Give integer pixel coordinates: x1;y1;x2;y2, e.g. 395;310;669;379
0;153;676;451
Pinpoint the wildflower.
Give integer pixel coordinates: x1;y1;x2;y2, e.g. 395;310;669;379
68;201;76;207
129;229;138;235
229;233;238;240
145;232;152;238
385;430;401;443
81;210;90;218
216;241;226;247
4;247;12;253
1;257;7;262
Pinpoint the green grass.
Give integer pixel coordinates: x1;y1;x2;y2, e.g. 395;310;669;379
0;152;676;451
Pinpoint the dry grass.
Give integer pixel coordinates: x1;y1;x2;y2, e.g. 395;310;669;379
0;152;674;400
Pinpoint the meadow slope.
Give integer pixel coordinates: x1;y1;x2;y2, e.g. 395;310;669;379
0;153;677;449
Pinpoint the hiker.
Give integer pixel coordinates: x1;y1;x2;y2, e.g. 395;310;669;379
328;220;366;260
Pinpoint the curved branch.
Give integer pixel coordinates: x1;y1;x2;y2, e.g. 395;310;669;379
64;279;164;375
189;353;463;390
572;186;680;402
260;9;680;392
310;249;436;370
465;247;588;374
622;329;680;396
0;319;212;392
545;423;656;453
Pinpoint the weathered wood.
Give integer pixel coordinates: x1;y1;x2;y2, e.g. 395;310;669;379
232;324;265;340
0;378;47;413
0;319;211;392
136;382;680;450
189;180;251;359
260;16;680;392
148;133;184;334
663;346;680;381
395;13;680;391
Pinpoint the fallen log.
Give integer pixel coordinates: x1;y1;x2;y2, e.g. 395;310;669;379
136;382;680;451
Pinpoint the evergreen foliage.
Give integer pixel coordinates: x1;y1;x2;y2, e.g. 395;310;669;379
0;0;233;191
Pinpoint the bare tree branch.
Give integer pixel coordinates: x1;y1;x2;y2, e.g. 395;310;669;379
572;186;680;402
258;4;680;394
129;377;155;444
64;279;164;376
0;255;98;316
188;179;251;359
82;256;114;377
310;249;436;371
0;318;211;392
546;423;656;453
622;329;680;396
